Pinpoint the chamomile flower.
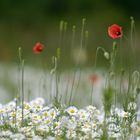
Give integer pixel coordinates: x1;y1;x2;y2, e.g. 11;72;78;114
54;121;61;129
128;102;137;110
48;108;57;119
81;123;91;133
66;129;77;139
54;129;63;137
119;110;129;118
66;117;77;130
66;106;78;116
10;133;25;140
36;125;50;133
86;105;96;113
78;109;90;121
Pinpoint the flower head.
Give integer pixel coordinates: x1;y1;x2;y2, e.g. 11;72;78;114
89;74;99;84
33;42;44;54
108;24;123;39
66;106;78;116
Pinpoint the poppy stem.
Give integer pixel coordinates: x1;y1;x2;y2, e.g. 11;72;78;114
68;18;86;105
94;46;107;68
65;26;76;104
18;47;25;127
130;16;136;68
21;59;25;127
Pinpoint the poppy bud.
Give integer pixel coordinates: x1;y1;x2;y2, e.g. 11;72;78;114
104;52;109;60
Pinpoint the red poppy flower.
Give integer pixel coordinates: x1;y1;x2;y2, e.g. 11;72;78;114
108;24;123;39
33;42;44;54
89;74;99;84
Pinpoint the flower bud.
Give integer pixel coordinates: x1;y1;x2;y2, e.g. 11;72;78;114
104;52;109;60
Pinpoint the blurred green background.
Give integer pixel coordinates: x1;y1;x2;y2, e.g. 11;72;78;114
0;0;140;68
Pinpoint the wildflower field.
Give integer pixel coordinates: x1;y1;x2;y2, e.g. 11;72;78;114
0;18;140;140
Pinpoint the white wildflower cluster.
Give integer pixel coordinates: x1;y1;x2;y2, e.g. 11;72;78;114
0;98;139;139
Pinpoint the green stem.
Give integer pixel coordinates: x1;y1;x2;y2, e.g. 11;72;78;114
21;59;24;126
69;70;76;106
130;16;136;68
65;25;76;104
94;46;106;68
69;18;86;105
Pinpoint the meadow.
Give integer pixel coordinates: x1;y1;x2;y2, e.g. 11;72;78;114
0;18;140;140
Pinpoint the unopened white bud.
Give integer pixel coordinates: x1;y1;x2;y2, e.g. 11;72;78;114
104;52;109;60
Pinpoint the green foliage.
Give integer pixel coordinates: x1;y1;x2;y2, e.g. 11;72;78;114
103;87;113;114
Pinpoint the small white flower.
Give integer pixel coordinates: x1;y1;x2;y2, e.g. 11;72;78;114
81;123;91;133
91;122;97;129
9;111;16;117
10;133;25;140
54;121;61;129
66;106;78;116
43;111;49;117
79;134;90;140
66;118;77;129
66;129;76;139
0;130;13;137
54;129;63;136
119;110;129;118
34;97;45;105
108;131;121;138
78;109;90;121
36;125;50;133
43;118;52;125
7;101;16;108
86;105;96;114
19;126;33;133
91;131;101;138
128;102;137;110
48;108;57;119
30;97;45;106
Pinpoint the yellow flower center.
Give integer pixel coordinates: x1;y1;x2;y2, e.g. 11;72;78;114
70;109;75;113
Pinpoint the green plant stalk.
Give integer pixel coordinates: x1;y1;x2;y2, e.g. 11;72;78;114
55;71;59;101
130;16;136;68
27;87;31;102
67;25;76;105
50;73;53;102
68;19;86;105
90;83;93;105
69;70;76;106
74;18;86;96
15;98;17;128
64;74;70;104
50;56;59;103
119;70;125;106
94;46;107;68
18;48;22;103
59;20;64;52
119;37;123;68
21;59;24;126
110;41;117;72
18;47;25;127
130;17;135;54
65;25;76;104
53;20;67;104
60;21;68;102
93;46;108;104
